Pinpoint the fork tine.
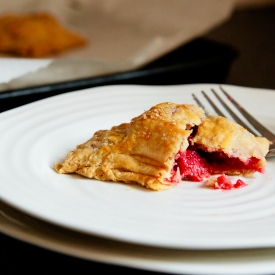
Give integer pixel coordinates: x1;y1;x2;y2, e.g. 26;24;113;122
201;91;226;117
192;93;211;116
220;86;275;143
210;88;259;136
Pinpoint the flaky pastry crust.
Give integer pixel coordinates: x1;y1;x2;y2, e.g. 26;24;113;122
55;103;205;190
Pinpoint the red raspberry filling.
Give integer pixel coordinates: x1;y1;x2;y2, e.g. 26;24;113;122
214;174;247;189
175;150;211;181
168;149;262;183
202;151;263;174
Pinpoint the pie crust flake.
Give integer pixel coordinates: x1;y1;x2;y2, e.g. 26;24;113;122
55;102;270;191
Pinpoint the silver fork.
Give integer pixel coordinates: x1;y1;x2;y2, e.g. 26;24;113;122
192;86;275;158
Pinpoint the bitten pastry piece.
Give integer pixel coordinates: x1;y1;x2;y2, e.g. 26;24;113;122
55;104;270;191
0;13;86;57
55;103;205;190
189;115;270;177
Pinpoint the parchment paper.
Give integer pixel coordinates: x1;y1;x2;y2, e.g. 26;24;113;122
0;0;236;91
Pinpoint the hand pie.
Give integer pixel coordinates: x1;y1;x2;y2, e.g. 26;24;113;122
0;12;86;57
55;102;205;190
55;103;270;191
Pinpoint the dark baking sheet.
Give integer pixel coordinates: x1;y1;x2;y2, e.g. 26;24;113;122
0;38;237;112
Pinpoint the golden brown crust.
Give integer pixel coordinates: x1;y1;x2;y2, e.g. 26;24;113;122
0;12;86;57
191;115;270;174
55;103;205;191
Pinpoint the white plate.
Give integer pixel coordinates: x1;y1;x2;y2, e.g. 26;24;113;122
1;199;275;275
0;84;275;250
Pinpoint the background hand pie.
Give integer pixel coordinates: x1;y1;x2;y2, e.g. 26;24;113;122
0;12;86;57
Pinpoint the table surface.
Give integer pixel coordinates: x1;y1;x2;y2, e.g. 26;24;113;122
1;7;275;275
205;6;275;90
